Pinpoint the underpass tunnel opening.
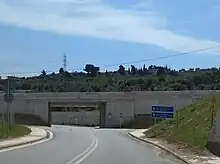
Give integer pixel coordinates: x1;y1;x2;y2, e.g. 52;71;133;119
48;101;106;127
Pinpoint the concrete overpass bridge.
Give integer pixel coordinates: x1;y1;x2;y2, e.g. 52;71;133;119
0;91;218;128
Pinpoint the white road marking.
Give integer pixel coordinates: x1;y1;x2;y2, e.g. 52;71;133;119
0;130;53;153
73;138;98;164
65;137;98;164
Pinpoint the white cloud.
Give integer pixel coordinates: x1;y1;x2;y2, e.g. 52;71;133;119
0;0;219;54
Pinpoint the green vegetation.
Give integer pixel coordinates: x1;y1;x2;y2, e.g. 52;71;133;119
0;122;31;139
145;94;219;153
1;64;220;92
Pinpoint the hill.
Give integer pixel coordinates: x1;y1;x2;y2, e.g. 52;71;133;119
1;64;220;92
145;94;219;153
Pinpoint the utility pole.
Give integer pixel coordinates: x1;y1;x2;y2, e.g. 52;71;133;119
7;78;10;125
119;113;123;129
4;77;14;132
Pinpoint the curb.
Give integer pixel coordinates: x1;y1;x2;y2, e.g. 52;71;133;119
0;129;51;150
128;132;193;164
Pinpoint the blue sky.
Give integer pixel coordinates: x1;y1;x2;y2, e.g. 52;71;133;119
0;0;220;76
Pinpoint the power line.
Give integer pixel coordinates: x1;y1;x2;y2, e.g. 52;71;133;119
70;45;220;71
97;45;220;68
1;45;220;75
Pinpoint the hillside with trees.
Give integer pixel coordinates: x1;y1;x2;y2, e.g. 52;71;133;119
1;64;220;92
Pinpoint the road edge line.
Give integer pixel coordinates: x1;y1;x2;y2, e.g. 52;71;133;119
128;131;192;164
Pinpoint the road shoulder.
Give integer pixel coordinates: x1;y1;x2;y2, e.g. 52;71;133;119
0;126;51;150
129;129;220;164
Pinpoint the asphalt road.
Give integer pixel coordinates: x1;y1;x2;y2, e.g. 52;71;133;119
0;125;183;164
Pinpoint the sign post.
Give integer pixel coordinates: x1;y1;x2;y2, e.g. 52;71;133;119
74;117;78;126
152;105;175;131
68;116;72;125
119;113;123;129
107;112;112;128
108;112;112;119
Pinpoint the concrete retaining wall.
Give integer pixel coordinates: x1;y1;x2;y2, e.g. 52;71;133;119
0;99;49;125
0;91;219;127
105;100;135;127
52;111;100;126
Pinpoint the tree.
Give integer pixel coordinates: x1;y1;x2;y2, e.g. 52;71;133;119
105;70;109;76
189;68;194;72
84;64;93;73
195;68;200;72
84;64;100;77
156;67;165;76
179;69;186;72
41;70;46;76
143;64;146;72
137;68;143;75
118;65;125;75
64;71;71;78
131;65;136;75
6;63;220;93
59;67;64;74
128;68;131;75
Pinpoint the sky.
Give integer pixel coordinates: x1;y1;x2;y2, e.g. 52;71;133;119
0;0;220;76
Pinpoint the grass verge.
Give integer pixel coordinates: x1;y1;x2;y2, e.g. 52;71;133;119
0;122;31;139
145;94;220;153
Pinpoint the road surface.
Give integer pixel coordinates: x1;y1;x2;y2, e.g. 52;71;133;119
0;125;183;164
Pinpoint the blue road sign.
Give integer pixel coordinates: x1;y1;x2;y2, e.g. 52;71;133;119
152;105;174;119
152;105;174;112
152;112;173;118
